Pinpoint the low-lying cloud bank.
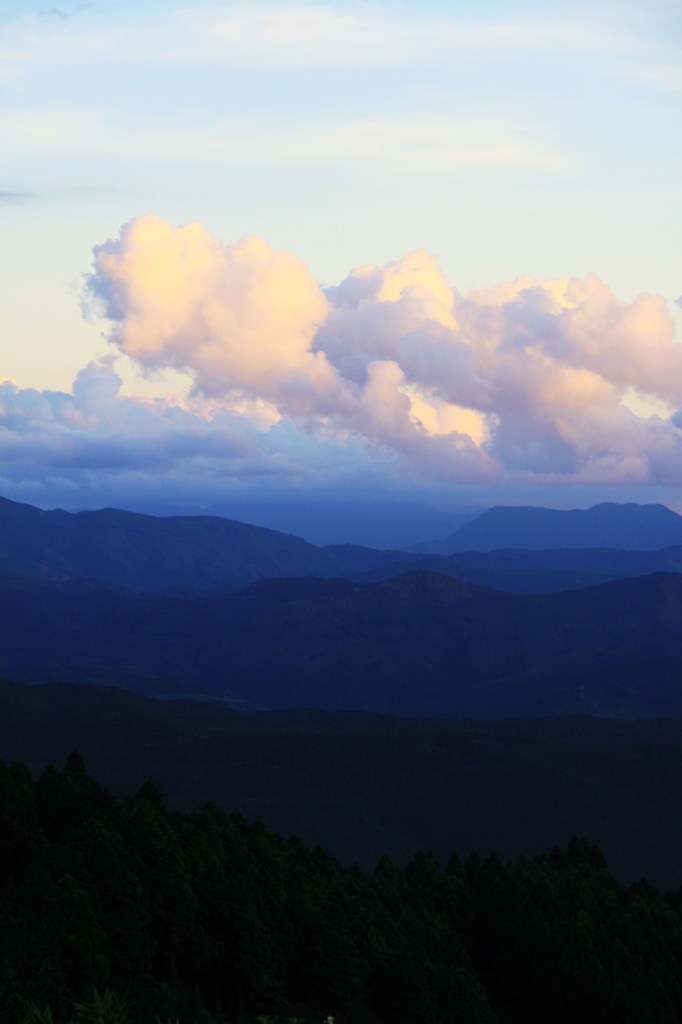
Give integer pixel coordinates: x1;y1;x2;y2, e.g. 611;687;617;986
3;214;682;518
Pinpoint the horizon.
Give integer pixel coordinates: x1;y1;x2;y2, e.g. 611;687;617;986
4;489;681;550
2;1;681;530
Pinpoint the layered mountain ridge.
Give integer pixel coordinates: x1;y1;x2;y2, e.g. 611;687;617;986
2;565;682;718
3;494;682;593
3;494;682;894
2;495;682;719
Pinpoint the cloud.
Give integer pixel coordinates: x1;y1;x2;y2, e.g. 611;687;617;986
2;5;644;72
3;214;682;514
0;361;303;505
459;275;682;406
38;8;70;20
0;191;35;204
85;217;503;484
79;215;682;496
626;62;682;92
0;108;568;174
87;215;348;418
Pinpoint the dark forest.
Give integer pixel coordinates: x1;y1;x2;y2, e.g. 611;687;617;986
4;754;682;1024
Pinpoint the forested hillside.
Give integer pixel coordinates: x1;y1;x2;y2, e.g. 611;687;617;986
3;570;682;718
4;680;682;887
3;755;682;1024
4;496;682;1022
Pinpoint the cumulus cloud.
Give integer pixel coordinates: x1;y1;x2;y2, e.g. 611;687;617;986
88;215;347;417
0;213;673;512
80;215;682;494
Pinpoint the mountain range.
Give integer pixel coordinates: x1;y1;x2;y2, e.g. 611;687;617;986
356;545;682;593
2;494;682;719
0;495;408;590
3;494;682;593
2;563;682;718
412;501;682;554
3;494;682;892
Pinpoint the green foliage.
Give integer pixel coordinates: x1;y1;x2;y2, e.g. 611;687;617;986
24;990;182;1024
73;989;131;1024
9;679;682;889
23;1006;56;1024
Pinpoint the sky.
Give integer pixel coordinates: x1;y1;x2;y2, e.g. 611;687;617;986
1;0;681;546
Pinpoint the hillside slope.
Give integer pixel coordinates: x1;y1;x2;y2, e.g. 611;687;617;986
2;570;682;718
3;680;682;887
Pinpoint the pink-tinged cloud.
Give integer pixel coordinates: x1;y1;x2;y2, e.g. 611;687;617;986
77;215;682;492
88;215;345;416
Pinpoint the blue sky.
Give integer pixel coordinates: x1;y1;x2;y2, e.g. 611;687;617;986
1;1;681;543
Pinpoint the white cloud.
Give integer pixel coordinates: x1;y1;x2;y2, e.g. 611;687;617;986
78;215;682;492
0;108;568;174
88;215;348;417
1;4;648;72
3;0;674;113
623;61;682;91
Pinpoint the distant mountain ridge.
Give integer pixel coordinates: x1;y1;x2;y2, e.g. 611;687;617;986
416;502;682;554
5;494;682;594
0;495;411;590
4;493;682;719
357;545;682;593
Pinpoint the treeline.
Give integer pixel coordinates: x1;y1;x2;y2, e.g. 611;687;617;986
3;755;682;1023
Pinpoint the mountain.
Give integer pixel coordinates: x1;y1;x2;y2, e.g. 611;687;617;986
356;545;682;593
417;502;682;554
4;493;682;719
3;569;682;719
3;679;682;887
5;494;681;595
0;495;411;590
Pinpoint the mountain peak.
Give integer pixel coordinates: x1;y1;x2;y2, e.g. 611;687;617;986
436;502;682;553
